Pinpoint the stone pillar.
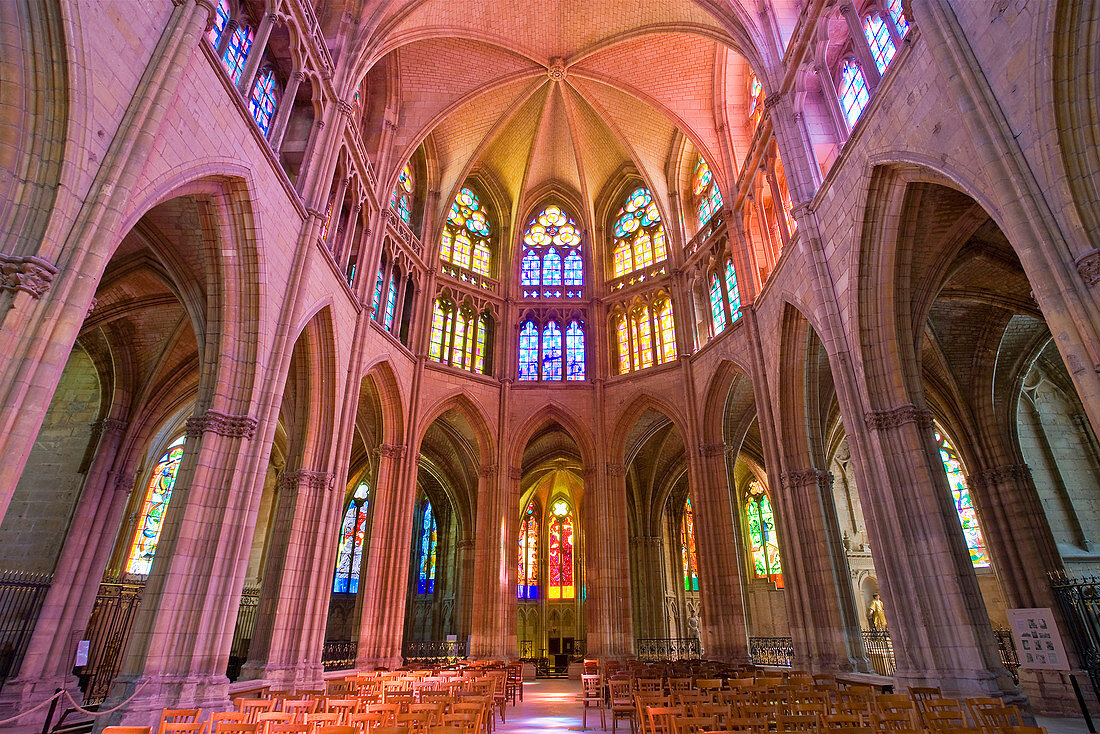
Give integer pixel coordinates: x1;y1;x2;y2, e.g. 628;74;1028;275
839;2;882;88
587;463;633;658
775;468;865;673
500;467;522;659
469;463;505;658
102;408;267;725
240;469;338;691
862;404;1015;697
629;536;665;639
694;444;751;662
355;443;411;668
0;419;132;717
235;12;277;96
268;71;303;149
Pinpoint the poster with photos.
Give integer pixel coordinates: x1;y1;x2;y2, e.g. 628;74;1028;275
1006;608;1070;671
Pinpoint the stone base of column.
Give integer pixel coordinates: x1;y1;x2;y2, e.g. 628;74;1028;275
355;653;401;671
1019;669;1099;718
894;667;1017;699
237;661;324;693
95;674;231;730
0;674;82;730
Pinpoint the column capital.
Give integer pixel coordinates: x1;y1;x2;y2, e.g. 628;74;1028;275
630;535;662;548
606;462;626;478
92;417;129;438
185;409;258;440
864;403;933;431
698;442;728;458
1076;249;1100;287
971;463;1032;489
0;253;57;299
782;468;833;489
376;443;406;460
478;464;497;478
278;469;335;492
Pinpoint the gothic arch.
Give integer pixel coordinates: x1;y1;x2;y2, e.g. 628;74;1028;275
610;393;692;464
414;392;495;464
506;405;597;479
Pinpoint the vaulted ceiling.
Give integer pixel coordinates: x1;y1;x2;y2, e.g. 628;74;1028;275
324;0;779;252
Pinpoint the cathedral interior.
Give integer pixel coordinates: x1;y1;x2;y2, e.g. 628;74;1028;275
2;0;1100;727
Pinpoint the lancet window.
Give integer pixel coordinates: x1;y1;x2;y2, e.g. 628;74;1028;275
614;297;677;374
221;18;253;85
745;480;783;588
248;67;280;135
934;426;990;568
391;165;413;225
682;497;699;592
862;12;897;73
694;158;724;227
441;188;493;276
333;483;370;594
548;500;575;600
611;188;667;279
518;502;539;600
517;317;585;381
888;0;910;35
748;72;765;127
125;436;186;575
839;59;870;128
417;500;437;594
429;298;491;375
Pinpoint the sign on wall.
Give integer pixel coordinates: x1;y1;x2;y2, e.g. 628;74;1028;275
1006;607;1070;671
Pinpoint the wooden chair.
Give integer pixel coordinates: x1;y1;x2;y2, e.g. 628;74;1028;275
636;678;664;693
305;713;341;729
238;700;277;724
265;726;308;734
823;713;863;731
645;705;683;734
775;714;820;732
1000;728;1048;734
924;709;968;730
671;716;716;734
582;673;606;730
609;678;636;734
667;677;692;693
103;728;153;734
210;723;257;734
371;728;413;734
280;699;317;720
160;724;206;734
347;712;384;731
973;705;1025;729
716;717;765;733
315;727;357;734
875;711;918;731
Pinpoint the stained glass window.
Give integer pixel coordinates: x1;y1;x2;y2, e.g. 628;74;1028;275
863;12;897;73
373;266;385;315
839;59;870;128
207;0;230;48
333;483;370;594
441;188;492;276
710;274;726;334
391;165;413;225
248;67;280;136
383;276;397;330
748;73;764;126
694;158;724;226
633;307;654;370
548;500;575;600
745;480;783;588
417;500;437;594
542;322;562;380
126;436;186;575
222;22;253;85
523;206;582;298
519;321;538;381
888;0;910;36
429;299;490;375
612;188;667;279
682;497;699;592
657;299;677;363
518;502;539;599
725;261;742;323
934;427;990;568
616;316;631;374
566;321;585;381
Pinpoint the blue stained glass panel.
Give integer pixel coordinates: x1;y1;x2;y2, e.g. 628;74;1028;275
519;322;539;381
543;248;561;286
417;501;437;594
566;321;585;381
564;251;583;287
542;322;562;380
522;251;540;287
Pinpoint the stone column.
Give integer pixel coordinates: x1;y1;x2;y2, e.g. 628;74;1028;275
775;468;865;673
102;408;268;725
355;443;411;668
839;2;882;88
587;463;633;658
500;467;522;659
694;444;751;662
629;536;665;639
240;468;338;691
469;463;506;659
862;404;1015;697
0;419;132;717
268;71;303;149
235;12;277;96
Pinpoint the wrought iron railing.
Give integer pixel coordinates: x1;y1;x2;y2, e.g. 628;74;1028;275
635;637;702;662
402;640;467;664
1049;571;1100;696
571;639;587;662
226;586;260;681
993;628;1020;684
861;630;896;676
749;636;794;667
322;640;358;671
0;570;52;684
83;581;144;705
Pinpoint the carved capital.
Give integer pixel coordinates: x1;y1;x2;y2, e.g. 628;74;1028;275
789;200;814;220
114;469;138;494
336;100;354;119
185;410;258;440
630;535;663;549
92;417;129;440
699;442;727;458
279;469;335;492
972;463;1032;489
86;297;98;317
606;462;626;478
509;466;523;481
783;468;833;489
864;404;933;432
478;464;497;478
377;443;406;460
1076;250;1100;287
763;92;783;111
0;253;57;299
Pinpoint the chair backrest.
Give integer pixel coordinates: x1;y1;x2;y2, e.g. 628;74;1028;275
160;724;205;734
636;678;663;693
237;699;277;723
212;724;258;734
161;710;202;725
646;705;684;734
924;709;968;730
103;728;153;734
974;705;1024;729
610;679;634;704
582;674;602;699
775;714;820;732
315;728;357;734
671;715;716;734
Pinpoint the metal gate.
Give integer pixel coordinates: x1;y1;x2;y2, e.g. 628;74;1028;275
83;581;144;705
0;570;52;685
1049;572;1100;698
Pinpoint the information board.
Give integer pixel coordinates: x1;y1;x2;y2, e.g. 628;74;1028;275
1006;607;1070;671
